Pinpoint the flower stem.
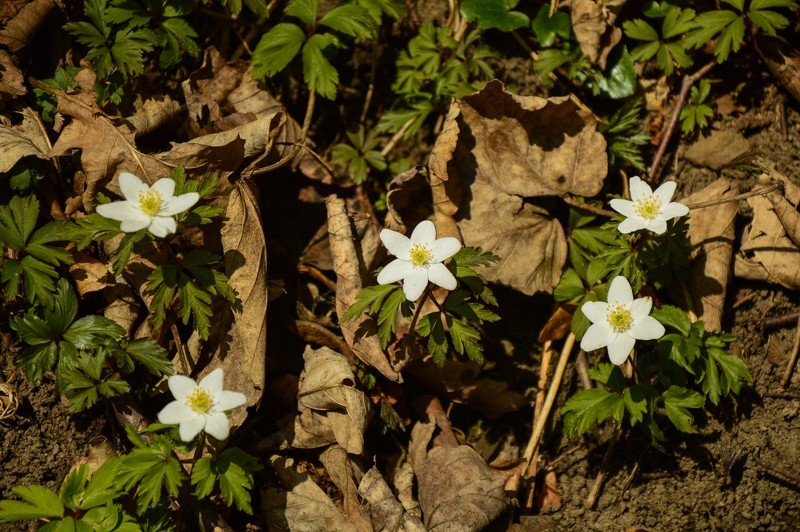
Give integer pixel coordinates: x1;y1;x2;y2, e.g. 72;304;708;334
408;288;432;335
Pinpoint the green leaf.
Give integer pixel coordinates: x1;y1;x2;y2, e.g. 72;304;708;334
447;318;484;364
251;23;305;79
460;0;529;32
64;316;123;349
377;287;405;348
417;313;448;366
662;6;696;39
340;284;400;322
80;458;124;510
623;18;659;41
118;428;182;514
532;5;571;47
534;48;570;77
285;0;319;25
684;10;740;52
319;5;377;39
59;466;89;510
302;33;340;99
651;305;692;336
662;386;704;432
596;46;636;99
623;384;656;425
0;485;64;522
121;338;173;376
561;388;625;437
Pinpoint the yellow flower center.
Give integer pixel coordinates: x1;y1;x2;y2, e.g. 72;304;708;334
634;194;662;221
138;189;163;217
186;388;214;414
408;243;433;268
607;304;633;333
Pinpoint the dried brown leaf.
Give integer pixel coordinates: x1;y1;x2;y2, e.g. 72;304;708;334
570;0;624;69
0;107;50;172
319;446;372;532
740;172;800;289
126;97;181;137
68;250;115;296
0;50;26;100
358;467;426;532
263;455;357;532
103;274;142;336
430;81;606;295
385;166;433;234
296;346;369;455
409;420;509;530
756;34;800;105
684;130;750;170
0;0;55;52
682;179;740;331
327;196;402;381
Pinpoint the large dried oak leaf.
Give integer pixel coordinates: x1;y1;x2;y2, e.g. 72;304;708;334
431;80;606;294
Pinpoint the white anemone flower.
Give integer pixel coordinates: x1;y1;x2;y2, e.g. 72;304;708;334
609;176;689;235
157;368;246;441
377;220;462;302
96;172;199;238
580;276;665;365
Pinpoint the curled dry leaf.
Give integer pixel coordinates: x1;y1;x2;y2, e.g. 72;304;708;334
409;420;509;531
295;346;370;455
103;274;143;337
177;179;268;428
68;250;115;296
384;166;433;234
358;467;426;532
319;446;372;532
739;172;800;289
756;34;800;105
0;107;50;172
125;97;181;137
680;179;740;332
0;50;26;101
431;81;606;295
263;455;356;532
570;0;624;69
0;0;55;52
327;196;402;382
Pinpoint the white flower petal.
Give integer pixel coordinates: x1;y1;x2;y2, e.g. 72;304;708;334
119;213;152;233
215;390;247;411
402;268;429;302
609;198;638;218
178;414;206;442
148;216;177;238
409;220;436;245
427;262;457;290
628;176;651;200
157;401;192;424
630;297;652;318
431;237;461;262
377;259;413;285
168;375;198;402
617;216;649;234
203;412;231;440
160;192;199;216
654;180;677;204
199;368;225;394
659;201;689;220
646;219;668;235
118;172;148;201
380;229;411;260
607;276;633;305
580;323;614;352
607;334;635;365
629;316;665;340
96;201;141;221
151;177;176;198
581;301;609;324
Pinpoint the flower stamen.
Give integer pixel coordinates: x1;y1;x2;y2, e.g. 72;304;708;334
634;194;662;221
138;189;164;217
408;243;433;268
186;388;214;414
606;304;633;333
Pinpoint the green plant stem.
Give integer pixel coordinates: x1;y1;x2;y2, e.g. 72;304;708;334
408;288;432;334
647;60;716;184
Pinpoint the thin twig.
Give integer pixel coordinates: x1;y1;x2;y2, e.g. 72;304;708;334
686;182;784;210
753;456;800;485
780;312;800;387
586;425;623;508
518;340;553;495
647;61;716;184
764;311;800;329
562;196;616;217
298;264;338;292
522;333;576;479
380;117;415;158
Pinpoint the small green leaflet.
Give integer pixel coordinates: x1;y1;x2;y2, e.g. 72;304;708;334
252;23;305;79
680;79;714;134
318;4;377;39
460;0;529;32
532;5;571;47
118;426;182;515
302;33;341;99
661;385;704;433
561;388;625;437
340;284;406;348
0;485;64;522
191;448;262;514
